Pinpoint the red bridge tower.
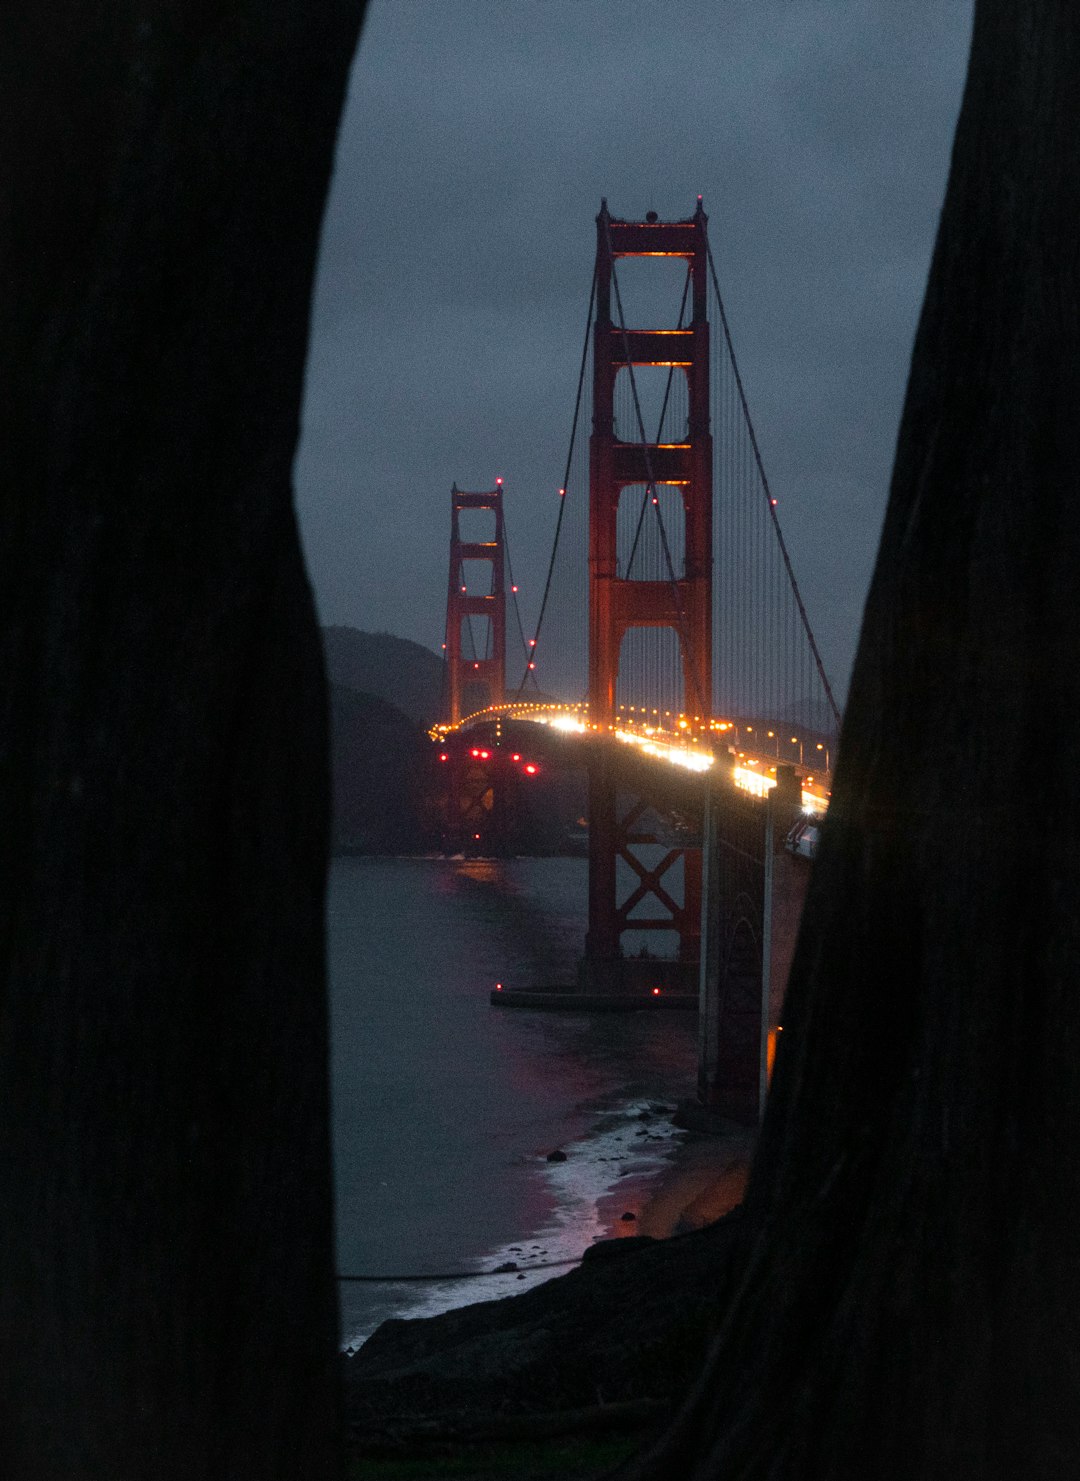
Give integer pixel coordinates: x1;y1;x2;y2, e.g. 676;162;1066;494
444;481;506;725
583;201;713;993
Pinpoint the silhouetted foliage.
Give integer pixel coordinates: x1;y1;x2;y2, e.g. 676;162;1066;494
622;4;1080;1476
0;5;367;1478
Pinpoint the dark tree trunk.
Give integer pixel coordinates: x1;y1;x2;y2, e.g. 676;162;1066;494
0;6;366;1477
624;4;1080;1478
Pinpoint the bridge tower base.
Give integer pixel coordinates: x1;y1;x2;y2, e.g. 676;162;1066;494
697;768;809;1123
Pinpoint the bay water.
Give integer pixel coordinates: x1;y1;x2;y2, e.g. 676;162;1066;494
329;855;699;1349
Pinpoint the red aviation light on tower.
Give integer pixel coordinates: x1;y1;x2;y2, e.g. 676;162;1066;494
495;477;503;486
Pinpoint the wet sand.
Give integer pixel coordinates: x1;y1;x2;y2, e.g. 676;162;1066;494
594;1124;756;1242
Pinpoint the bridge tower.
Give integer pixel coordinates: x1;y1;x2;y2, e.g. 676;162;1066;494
444;482;506;726
584;202;713;993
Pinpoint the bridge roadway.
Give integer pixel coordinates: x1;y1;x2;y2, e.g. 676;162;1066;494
435;699;821;1122
433;700;832;814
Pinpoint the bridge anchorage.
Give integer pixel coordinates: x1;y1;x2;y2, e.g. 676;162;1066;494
435;199;840;1121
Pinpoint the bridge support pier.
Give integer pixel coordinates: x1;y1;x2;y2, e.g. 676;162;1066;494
578;754;702;1002
696;766;810;1124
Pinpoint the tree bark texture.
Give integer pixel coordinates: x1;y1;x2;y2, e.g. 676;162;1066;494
0;6;366;1477
624;3;1080;1477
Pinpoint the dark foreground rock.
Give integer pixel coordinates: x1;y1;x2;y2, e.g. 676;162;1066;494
344;1209;745;1448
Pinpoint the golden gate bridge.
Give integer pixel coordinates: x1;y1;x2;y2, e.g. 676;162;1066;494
431;200;839;1121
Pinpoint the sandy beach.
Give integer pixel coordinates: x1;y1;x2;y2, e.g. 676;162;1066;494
593;1118;755;1243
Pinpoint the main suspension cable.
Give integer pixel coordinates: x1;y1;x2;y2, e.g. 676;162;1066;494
502;521;534;685
514;266;597;698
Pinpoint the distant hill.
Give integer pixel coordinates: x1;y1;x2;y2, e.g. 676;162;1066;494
328;684;432;854
322;626;444;727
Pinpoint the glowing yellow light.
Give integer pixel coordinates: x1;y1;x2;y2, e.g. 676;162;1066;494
733;766;774;798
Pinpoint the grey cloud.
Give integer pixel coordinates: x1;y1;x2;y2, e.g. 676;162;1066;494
297;0;974;697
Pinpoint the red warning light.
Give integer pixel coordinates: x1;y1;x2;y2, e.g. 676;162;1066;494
495;982;503;991
652;987;661;996
439;752;449;762
511;585;518;593
524;763;538;775
495;477;503;486
511;753;521;762
473;661;480;669
528;662;536;670
470;748;480;758
479;749;490;759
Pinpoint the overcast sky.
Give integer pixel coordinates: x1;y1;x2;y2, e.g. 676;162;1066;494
296;0;974;701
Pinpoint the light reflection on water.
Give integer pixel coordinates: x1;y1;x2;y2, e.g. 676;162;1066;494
328;855;698;1346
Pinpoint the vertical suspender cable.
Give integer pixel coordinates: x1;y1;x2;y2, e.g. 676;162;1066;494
704;237;841;731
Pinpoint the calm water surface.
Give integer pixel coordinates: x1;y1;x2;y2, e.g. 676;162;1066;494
329;856;698;1347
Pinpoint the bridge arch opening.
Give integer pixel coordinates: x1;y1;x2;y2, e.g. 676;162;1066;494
617;483;685;582
459;612;493;661
458;558;496;597
455;506;496;544
619;927;682;964
609;253;693;331
613;364;689;444
615;624;685;722
610;364;687;444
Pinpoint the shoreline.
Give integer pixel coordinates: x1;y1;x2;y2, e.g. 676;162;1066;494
593;1119;755;1244
340;1104;754;1353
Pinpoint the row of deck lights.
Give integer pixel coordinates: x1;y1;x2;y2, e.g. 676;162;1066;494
431;702;829;805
